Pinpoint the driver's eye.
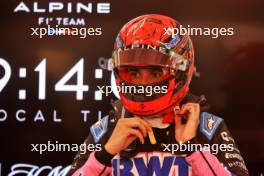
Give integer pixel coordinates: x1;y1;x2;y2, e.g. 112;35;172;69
125;68;141;78
152;71;163;78
129;71;140;78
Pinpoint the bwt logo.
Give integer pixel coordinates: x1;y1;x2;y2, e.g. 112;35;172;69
7;163;71;176
14;1;110;14
112;153;191;176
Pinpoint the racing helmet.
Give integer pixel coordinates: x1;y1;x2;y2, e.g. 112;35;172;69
112;14;195;122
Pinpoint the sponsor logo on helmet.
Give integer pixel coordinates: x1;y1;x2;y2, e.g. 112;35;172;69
139;103;146;109
119;44;168;55
162;35;181;49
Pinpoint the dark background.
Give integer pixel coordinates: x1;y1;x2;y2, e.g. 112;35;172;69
0;0;263;175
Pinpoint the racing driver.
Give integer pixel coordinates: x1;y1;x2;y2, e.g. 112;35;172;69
67;14;249;176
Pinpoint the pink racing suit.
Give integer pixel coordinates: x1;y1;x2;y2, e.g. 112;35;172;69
68;97;249;176
72;149;233;176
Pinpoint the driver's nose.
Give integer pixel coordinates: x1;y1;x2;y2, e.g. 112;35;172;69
137;70;153;84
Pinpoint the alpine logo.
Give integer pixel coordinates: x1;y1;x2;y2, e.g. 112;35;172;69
14;2;110;14
207;115;216;131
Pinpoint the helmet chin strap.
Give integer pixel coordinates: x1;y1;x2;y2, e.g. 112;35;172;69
161;105;180;124
141;104;180;129
142;115;170;129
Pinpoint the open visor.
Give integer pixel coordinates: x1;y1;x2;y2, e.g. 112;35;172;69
113;48;188;71
117;66;171;85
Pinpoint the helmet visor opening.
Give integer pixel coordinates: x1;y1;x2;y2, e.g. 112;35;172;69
117;66;172;85
113;48;188;71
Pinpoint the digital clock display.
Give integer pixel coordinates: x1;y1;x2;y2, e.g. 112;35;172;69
0;58;90;100
0;56;115;122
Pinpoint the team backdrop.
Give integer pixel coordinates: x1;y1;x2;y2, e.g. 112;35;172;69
0;0;263;175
